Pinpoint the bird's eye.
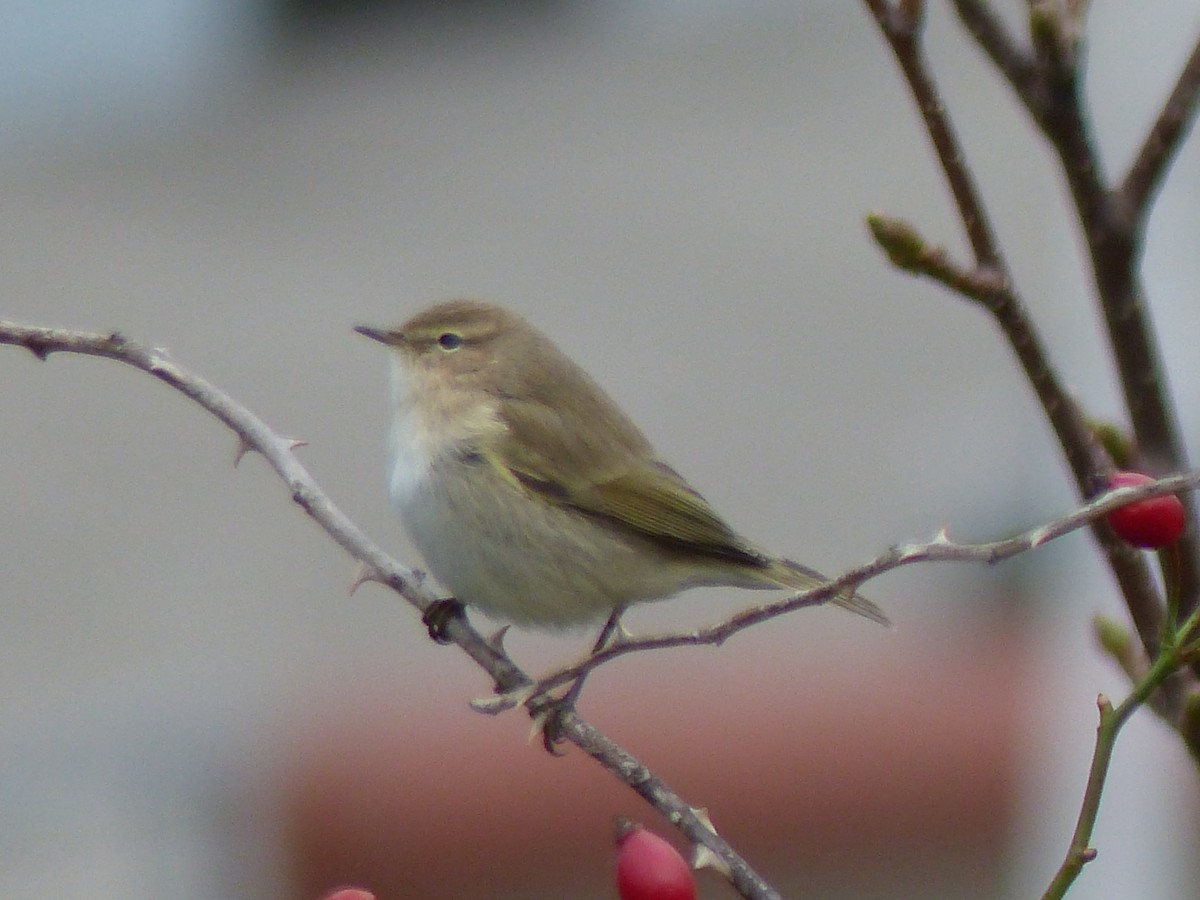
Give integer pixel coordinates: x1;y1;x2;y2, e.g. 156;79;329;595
437;332;463;351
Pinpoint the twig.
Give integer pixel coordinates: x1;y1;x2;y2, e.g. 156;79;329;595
865;0;1003;267
861;3;1105;485
950;0;1200;618
863;209;1165;663
0;320;776;900
1119;33;1200;229
863;1;1200;662
950;0;1041;112
561;713;782;900
527;473;1200;702
866;5;1200;887
1042;644;1189;899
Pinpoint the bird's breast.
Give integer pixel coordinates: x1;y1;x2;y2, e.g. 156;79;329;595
386;407;440;510
385;356;503;510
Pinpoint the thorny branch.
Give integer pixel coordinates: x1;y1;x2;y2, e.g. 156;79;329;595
1121;33;1200;224
0;320;779;900
864;2;1200;895
863;0;1175;673
3;10;1197;900
7;317;1199;867
948;0;1200;617
512;472;1200;710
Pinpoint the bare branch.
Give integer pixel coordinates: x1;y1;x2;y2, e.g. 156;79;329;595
948;3;1200;616
1120;34;1200;226
865;0;1003;268
1030;1;1081;90
2;329;401;581
950;0;1042;115
863;1;1176;660
0;319;783;900
533;473;1200;700
560;713;782;900
864;21;1200;882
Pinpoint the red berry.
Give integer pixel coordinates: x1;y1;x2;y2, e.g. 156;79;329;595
615;820;696;900
1105;471;1185;549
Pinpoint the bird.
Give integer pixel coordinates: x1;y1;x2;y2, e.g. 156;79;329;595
355;299;887;635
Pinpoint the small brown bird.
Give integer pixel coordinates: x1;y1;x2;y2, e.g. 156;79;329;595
356;300;886;629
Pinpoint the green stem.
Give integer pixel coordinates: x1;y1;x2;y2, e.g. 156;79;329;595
1041;650;1181;899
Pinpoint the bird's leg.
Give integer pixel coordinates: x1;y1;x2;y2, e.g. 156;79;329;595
562;603;627;702
591;604;627;655
535;605;628;752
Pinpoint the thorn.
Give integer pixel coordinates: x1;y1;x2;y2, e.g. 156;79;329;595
1029;525;1053;548
146;350;170;375
27;340;53;361
692;844;729;877
612;620;636;647
689;806;729;876
348;562;379;594
486;625;511;654
285;437;308;452
233;437;254;467
690;806;718;834
932;527;952;545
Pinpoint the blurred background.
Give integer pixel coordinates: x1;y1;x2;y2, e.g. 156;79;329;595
2;1;1199;897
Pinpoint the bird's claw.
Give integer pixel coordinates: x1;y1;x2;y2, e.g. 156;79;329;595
422;598;466;643
530;697;573;755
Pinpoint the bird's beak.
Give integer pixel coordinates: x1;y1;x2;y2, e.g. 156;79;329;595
354;324;393;345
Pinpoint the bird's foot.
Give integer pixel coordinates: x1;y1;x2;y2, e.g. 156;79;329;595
528;688;578;755
422;598;466;643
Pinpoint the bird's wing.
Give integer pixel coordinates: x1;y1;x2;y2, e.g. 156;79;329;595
571;464;768;566
494;397;763;565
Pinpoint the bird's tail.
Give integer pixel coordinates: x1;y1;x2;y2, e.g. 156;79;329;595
765;557;890;626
